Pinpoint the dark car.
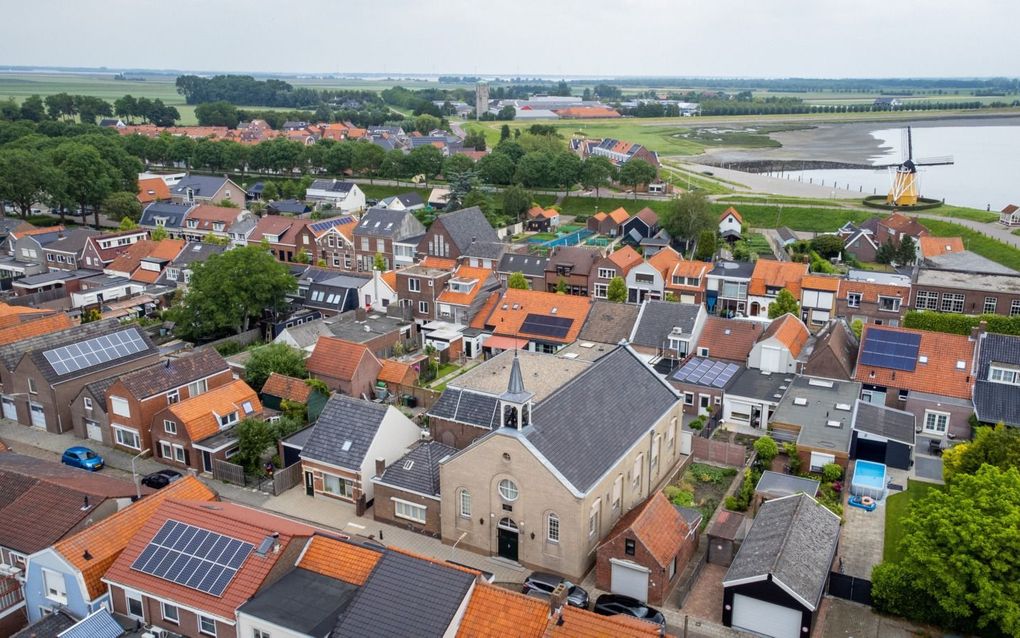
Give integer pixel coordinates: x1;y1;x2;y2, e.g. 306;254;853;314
140;469;183;489
61;446;103;471
593;594;666;632
521;572;589;609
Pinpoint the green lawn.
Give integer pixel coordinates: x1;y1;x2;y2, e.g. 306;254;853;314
744;233;775;257
434;362;460;379
922;219;1020;271
718;194;860;208
927;205;999;224
883;479;945;563
709;203;875;232
359;183;428;201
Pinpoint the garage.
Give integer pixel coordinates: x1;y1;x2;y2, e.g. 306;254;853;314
851;402;916;470
731;593;801;638
610;559;649;602
1;396;16;421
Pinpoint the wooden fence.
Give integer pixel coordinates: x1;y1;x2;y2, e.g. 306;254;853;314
204;328;263;352
392;383;441;410
271;462;304;496
691;438;749;467
675;543;708;608
212;458;246;486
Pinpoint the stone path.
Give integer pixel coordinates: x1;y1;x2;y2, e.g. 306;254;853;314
838;498;885;579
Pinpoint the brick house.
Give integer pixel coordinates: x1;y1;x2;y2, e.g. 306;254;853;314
306;336;383;398
436;264;501;325
180;204;249;242
595;492;701;605
544;246;601;295
80;229;149;270
591;246;642;299
248;216;316;263
150;378;261;473
396;257;456;323
311;216;359;270
70;376;117;446
417;206;499;261
587;207;630;237
102;348;232;455
41;228;97;271
876;211;929;248
836;274;911;327
664;260;709;304
371;441;457;537
912;269;1020;317
354;208;427;271
496;253;548;291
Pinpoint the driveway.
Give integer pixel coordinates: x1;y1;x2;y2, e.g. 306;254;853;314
819;597;937;638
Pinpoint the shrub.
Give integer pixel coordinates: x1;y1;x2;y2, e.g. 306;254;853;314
753;435;779;465
724;495;740;510
664;486;695;507
688;417;704;431
822;463;843;483
214;340;243;356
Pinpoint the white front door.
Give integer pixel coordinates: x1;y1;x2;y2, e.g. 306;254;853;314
29;402;46;428
610;559;649;602
1;396;16;421
85;420;103;442
731;593;802;638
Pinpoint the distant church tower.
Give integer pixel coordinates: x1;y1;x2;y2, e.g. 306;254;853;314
475;82;490;119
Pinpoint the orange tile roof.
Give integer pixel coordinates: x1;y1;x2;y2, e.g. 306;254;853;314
54;476;216;601
297;534;381;585
748;259;809;297
137;177;170;204
107;239;184;278
528;206;559;220
545;606;662;637
470;292;501;330
485;289;592;344
919;236;965;258
667;260;709;290
607;207;630;224
11;225;64;240
837;278;910;304
381;270;398;292
720;206;743;223
335;218;358;242
882;212;929;236
591;212;608;222
104;500;315;621
307;336;379;382
801;274;841;292
607;245;643;273
150;238;187;260
184;204;240;230
167;379;261;441
261;373;311;403
697;317;763;362
378;359;415;385
853;325;975;399
602;492;692;568
647;246;682;277
438;265;493;306
457;583;549;638
761;314;810;358
0;312;74;346
422;256;458;270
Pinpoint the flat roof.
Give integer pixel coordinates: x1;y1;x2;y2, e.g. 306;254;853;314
755;470;820;498
772;376;861;453
727;367;794;404
327;314;409;343
915;268;1020;294
448;349;590;403
845;269;911;286
238;567;359;635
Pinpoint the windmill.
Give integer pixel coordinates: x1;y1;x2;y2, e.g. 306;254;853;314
879;127;953;206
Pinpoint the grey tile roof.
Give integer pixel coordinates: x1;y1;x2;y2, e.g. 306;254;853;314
462;239;507;261
333;550;475;638
526;346;678;493
754;470;820;499
428;388;499;429
118;348;228;399
355;208;426;240
140;202;196;229
240;566;361;636
83;374;119;408
170;174;234;198
30;325;158;383
498;253;548;278
375;441;457;497
301;395;390;471
852;400;916;445
0;318;124;371
629;301;702;348
430;207;499;252
973;332;1020;425
167;241;227;267
228;215;258;236
59;608;124;638
723;493;840;610
43;228;98;254
579;300;640;344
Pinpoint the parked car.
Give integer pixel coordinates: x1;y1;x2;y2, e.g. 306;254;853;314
61;446;104;471
521;572;589;609
140;469;183;489
593;594;666;632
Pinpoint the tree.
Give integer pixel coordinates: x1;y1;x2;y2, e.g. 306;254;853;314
694;230;717;261
607;276;627;303
213;198;239;209
244;343;307;392
118;216;139;231
194;101;240;128
579;156;615;197
768;289;800;319
618;158;657;194
514;151;555;188
876;242;896;265
19;95;46;122
499;124;511;142
897;235;917;265
233;418;277;474
477;152;515;185
351;142;385;181
551;152;582;194
412;114;441;134
753;435;779;465
661;191;714;241
851;319;864;340
496;105;516;120
442;153;475;177
871;465;1020;636
103;191;143;223
555;277;568;294
0;148;57;216
942;424;1020;482
462;131;487;151
49;141;119;227
150;225;168;241
501;185;532;221
373;253;387;271
810;234;845;259
507;272;530;290
168;246;296;340
406;145;444;181
80;307;102;323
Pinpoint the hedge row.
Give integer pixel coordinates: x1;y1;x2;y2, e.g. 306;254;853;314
903;310;1020;336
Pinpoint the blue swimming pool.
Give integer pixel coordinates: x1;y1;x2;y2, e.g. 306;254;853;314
851;459;887;501
541;229;594;248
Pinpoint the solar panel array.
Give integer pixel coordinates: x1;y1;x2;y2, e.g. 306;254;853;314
672;358;740;388
859;328;921;372
130;519;254;597
42;328;148;377
520;313;573;339
309;216;354;234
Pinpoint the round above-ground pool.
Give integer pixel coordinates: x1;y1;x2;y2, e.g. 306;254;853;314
850;459;887;501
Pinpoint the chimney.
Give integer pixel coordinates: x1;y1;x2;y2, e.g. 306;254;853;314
375;457;386;477
81;496;90;511
548;583;569;615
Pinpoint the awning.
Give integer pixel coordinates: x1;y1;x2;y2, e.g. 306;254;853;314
483;335;530;351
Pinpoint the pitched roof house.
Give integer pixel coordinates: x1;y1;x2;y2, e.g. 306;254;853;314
306;336;383;398
971;331;1020;427
372;440;457;536
136;177;171;204
480;288;593;353
418;207;499;261
749;313;811;373
694;316;764;362
587;207;630;236
747;260;809;319
628;301;706;362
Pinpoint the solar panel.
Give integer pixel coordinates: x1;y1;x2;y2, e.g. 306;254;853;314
42;328;148;377
520;313;573;339
130;519;253;597
672;357;740;388
859;328;921;372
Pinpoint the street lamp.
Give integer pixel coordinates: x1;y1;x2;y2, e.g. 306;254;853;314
131;449;151;499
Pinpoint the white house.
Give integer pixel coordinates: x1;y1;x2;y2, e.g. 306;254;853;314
358;270;398;310
377;192;425;211
719;207;743;239
1000;204;1020;227
305;179;366;213
747;314;810;374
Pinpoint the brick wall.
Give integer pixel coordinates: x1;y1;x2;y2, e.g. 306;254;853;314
691;438;747;466
373;484;441;538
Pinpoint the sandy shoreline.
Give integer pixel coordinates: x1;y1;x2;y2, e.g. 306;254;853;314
699;116;1020;165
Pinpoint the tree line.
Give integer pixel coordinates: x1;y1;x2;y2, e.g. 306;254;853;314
0;93;180;126
175;75;383;109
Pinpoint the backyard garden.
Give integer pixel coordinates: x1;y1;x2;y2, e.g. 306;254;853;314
665;463;738;530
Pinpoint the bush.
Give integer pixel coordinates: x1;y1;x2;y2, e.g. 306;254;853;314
214;340;243;356
904;310;1020;336
727;468;760;512
753;435;779;465
783;442;802;474
688;417;704;431
664;486;695;507
822;462;844;483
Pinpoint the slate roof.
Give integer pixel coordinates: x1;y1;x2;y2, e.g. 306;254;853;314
526;346;678;493
579;300;640;345
301;395;390;471
629;301;702;348
268;199;312;214
708;260;756;279
972;332;1020;425
427;388;500;429
381;192;424;208
165;241;227;269
375;441;457;497
754;471;820;499
852;400;916;445
117;348;227;399
461;239;507;261
239;567;360;637
140;202;196;229
332;550;476;638
43;228;98;254
430;206;499;252
723;493;840;610
498;253;548;278
354;208;423;239
82;375;119;410
30;325;158;383
170;174;234;199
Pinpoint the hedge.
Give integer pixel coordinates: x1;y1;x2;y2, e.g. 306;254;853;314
903;310;1020;336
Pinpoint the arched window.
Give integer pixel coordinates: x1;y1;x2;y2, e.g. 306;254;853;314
498;479;519;501
458;489;471;518
546;513;560;543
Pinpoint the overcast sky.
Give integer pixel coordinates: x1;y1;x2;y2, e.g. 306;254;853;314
0;0;1014;78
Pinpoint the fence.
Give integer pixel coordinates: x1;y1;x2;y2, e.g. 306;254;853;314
392;383;441;410
828;572;873;606
674;542;708;608
271;462;304;496
211;458;246;486
691;438;748;466
204;327;263;352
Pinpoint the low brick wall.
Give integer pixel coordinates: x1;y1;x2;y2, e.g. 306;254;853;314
691;438;748;466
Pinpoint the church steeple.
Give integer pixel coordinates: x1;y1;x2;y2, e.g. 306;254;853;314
500;350;534;430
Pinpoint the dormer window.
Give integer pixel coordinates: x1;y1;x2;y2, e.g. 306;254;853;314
218;411;238;428
187;220;198;228
167;268;179;281
990;366;1019;385
213;222;224;232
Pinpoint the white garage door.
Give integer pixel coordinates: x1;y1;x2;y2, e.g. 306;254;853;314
760;346;782;372
731;593;802;638
85;420;103;442
610;559;649;602
1;396;16;421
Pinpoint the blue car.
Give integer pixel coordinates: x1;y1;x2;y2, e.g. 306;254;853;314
61;446;104;471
